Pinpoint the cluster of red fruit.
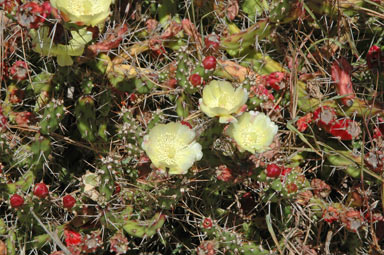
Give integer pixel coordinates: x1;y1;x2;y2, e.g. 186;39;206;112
188;34;219;87
297;106;360;141
9;183;76;209
266;164;298;193
5;1;52;29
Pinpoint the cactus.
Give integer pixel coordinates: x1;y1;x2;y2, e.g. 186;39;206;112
201;223;269;255
75;96;97;142
40;99;65;135
123;213;166;238
30;134;51;172
221;21;270;56
1;0;384;254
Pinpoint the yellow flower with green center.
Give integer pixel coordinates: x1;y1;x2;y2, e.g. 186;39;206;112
225;111;278;153
199;80;248;123
50;0;112;26
142;122;203;175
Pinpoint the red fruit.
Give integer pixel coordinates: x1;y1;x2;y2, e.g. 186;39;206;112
41;1;51;14
313;106;337;130
296;113;313;132
63;195;76;209
204;34;220;52
367;45;384;70
202;56;217;70
328;118;360;140
10;194;24;208
331;58;355;107
202;217;213;229
266;164;281;178
9;60;28;81
189;73;203;86
313;106;360;140
34;183;49;198
264;72;285;91
373;117;384;139
251;84;275;101
17;2;49;29
64;229;82;246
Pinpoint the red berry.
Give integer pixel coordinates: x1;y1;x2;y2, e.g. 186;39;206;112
204;34;220;51
266;164;281;178
296;113;313;132
367;45;384;70
63;195;76;209
34;183;49;198
202;217;213;229
264;72;285;91
10;194;24;208
189;73;203;86
64;229;82;246
328;118;360;140
202;56;217;70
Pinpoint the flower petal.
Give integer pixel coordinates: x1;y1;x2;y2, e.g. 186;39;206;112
142;122;203;174
170;142;203;175
200;80;248;121
226;112;278;153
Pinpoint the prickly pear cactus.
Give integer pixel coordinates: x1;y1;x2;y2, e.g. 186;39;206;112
1;0;384;254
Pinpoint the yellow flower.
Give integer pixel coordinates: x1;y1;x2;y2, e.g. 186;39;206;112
50;0;112;26
199;80;248;123
225;111;278;153
142;122;203;175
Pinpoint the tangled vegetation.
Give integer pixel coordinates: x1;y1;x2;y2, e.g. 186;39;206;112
1;0;384;254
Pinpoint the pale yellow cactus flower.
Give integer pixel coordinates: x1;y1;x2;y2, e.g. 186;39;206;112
225;111;278;153
50;0;112;26
142;122;203;175
199;80;248;123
